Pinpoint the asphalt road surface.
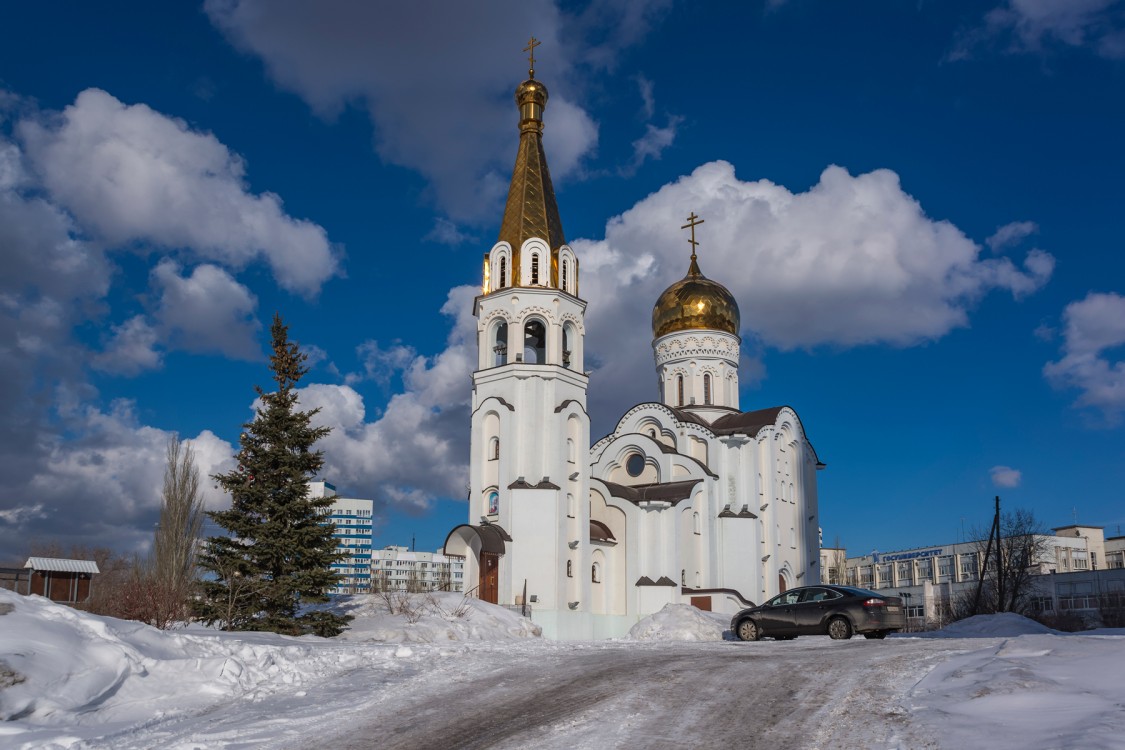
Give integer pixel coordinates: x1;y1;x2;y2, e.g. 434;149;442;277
318;638;960;750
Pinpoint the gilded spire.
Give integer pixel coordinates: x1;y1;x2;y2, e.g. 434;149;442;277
497;38;566;285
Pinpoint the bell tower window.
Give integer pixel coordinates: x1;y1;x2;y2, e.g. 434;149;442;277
499;257;507;288
493;321;508;366
531;253;540;285
677;375;684;407
561;260;568;292
523;319;546;363
704;373;712;405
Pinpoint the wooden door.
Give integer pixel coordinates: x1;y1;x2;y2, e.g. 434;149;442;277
480;551;499;604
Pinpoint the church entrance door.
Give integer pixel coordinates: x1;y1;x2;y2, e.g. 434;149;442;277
778;573;787;595
479;551;499;604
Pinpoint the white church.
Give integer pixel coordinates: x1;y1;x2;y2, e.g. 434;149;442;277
444;52;823;640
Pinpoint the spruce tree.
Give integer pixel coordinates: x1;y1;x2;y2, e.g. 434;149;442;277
196;314;351;637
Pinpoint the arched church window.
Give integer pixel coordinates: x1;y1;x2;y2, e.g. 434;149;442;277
592;562;601;584
677;375;684;407
489;437;500;461
567;493;576;518
499;257;507;288
487;491;499;515
562;324;572;369
493;321;507;366
523;319;546;363
681;569;686;586
693;511;701;535
561;259;568;292
531;253;540;285
567;438;576;463
566;560;573;578
704;373;712;405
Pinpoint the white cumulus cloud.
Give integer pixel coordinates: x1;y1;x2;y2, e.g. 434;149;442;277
152;261;261;360
1044;291;1125;421
990;465;1023;488
18;88;339;295
571;161;1053;424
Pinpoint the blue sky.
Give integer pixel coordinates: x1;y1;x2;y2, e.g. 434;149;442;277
1;0;1123;559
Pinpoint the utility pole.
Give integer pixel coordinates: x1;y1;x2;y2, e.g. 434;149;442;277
973;496;1001;615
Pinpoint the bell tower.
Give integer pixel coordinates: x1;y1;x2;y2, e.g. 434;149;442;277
464;40;592;637
651;214;742;422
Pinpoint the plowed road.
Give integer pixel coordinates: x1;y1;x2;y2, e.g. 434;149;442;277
319;638;961;750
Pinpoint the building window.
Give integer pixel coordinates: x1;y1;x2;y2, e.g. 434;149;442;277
499;257;507;288
561;260;568;292
592;562;601;583
523;319;546;363
489;437;500;460
677;375;684;406
626;453;645;477
567;560;573;578
703;373;712;405
531;253;540;285
567;438;576;463
681;569;686;586
493;321;508;366
693;512;701;535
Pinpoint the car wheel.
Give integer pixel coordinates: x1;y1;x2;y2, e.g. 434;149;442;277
863;631;888;640
827;617;853;640
737;619;761;641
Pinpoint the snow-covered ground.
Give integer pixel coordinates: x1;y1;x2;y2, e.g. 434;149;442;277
2;589;1123;749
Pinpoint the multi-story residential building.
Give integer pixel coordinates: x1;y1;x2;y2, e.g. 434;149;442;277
370;546;464;593
310;481;374;595
826;524;1125;629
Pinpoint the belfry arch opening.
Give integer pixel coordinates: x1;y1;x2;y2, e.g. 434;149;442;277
523;319;546;364
493;321;508;366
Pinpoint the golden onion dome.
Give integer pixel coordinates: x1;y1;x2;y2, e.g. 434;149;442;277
652;255;740;339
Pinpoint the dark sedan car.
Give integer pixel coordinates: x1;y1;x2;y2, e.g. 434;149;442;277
731;585;905;641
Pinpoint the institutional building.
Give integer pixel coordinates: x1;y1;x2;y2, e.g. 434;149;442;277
443;54;822;639
821;525;1125;628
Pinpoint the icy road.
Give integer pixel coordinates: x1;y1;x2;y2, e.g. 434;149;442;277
299;638;958;750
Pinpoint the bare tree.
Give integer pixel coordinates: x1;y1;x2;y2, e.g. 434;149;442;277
119;437;209;628
958;506;1052;618
153;436;206;600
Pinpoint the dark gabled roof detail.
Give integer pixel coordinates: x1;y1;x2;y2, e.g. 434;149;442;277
508;478;561;490
682;586;756;607
589;520;616;543
654;576;677;587
554;399;582;414
442;523;512;556
602;479;703;507
635;576;657;586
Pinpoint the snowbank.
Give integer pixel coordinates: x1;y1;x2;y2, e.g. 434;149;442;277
909;631;1125;749
624;603;728;641
0;589;539;747
911;612;1057;639
331;592;542;642
0;590;370;728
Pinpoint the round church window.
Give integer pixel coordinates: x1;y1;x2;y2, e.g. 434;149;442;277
626;453;645;477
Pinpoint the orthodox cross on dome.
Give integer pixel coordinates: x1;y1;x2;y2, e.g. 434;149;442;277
681;212;705;260
524;36;541;78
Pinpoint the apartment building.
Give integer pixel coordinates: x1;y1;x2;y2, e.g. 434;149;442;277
370;546;464;593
